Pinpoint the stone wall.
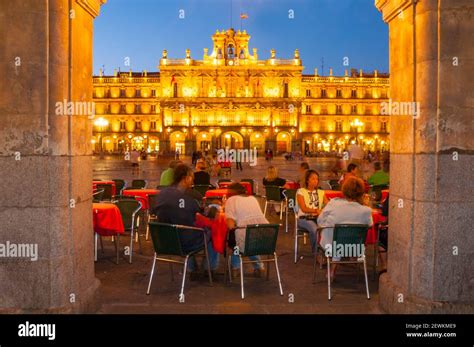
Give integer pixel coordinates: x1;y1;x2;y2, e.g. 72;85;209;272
0;0;105;313
376;0;474;313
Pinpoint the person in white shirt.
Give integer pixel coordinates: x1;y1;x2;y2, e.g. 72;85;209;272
225;183;269;277
348;142;364;162
317;177;373;281
295;170;328;253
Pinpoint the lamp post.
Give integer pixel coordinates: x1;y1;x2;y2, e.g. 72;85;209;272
350;118;364;143
94;117;109;159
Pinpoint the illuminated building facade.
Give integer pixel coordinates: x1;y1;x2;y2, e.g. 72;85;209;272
92;28;390;155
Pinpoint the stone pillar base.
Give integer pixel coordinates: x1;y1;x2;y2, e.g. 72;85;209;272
0;278;100;314
379;274;474;314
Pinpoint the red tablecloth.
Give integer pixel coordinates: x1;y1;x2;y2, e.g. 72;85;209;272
283;181;300;190
122;189;160;209
92;203;124;236
218;181;252;195
324;190;344;200
366;209;387;244
218;161;231;168
92;180;117;196
195;213;228;254
205;189;231;199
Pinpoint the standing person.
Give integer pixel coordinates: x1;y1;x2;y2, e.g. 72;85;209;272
130;148;140;175
295;170;328;253
225;183;268;278
153;164;219;279
317;177;373;281
236;151;243;171
191;151;197;166
175;148;180;161
348;141;364;166
269;149;273;161
140;148;147;160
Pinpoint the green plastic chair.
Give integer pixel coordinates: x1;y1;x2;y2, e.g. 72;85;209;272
96;183;113;201
288;187;314;264
329;180;340;191
263;186;286;220
145;194;160;240
282;188;297;234
113;199;142;264
92;189;104;203
318;181;332;190
193;184;212;197
146;222;213;299
314;224;370;300
112;179;126;194
131;179;147;189
226;224;283;299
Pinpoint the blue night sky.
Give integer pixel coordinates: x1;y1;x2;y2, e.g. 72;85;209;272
93;0;388;76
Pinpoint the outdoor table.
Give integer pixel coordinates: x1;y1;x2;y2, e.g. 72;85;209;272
195;212;228;254
122;189;160;209
93;180;117;196
283;181;300;190
218;181;252;195
92;203;124;236
324;190;344;200
205;189;231;199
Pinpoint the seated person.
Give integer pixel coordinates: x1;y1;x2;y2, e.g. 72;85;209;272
262;166;286;187
295;170;328;253
159;160;182;187
225;183;268;278
317;177;373;281
262;166;286;212
154;164;219;278
194;162;211;186
338;162;359;187
368;161;390;187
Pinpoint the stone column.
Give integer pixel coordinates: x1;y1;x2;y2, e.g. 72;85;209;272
375;0;474;313
0;0;106;313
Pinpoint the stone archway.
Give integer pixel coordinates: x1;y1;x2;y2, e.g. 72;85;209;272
220;131;243;149
276;131;291;153
0;0;472;314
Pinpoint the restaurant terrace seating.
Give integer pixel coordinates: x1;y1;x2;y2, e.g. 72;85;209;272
225;224;283;299
146;222;213;299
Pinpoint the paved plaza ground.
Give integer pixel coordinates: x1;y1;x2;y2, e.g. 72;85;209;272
93;154;384;314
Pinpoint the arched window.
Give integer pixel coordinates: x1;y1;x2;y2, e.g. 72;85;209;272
239;49;245;59
227;44;235;59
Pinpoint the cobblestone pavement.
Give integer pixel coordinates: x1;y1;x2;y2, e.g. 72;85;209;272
94;154;383;314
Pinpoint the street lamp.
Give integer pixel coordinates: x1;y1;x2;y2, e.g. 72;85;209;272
94;117;109;159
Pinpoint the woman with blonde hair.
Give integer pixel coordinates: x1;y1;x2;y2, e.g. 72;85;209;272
263;166;286;187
